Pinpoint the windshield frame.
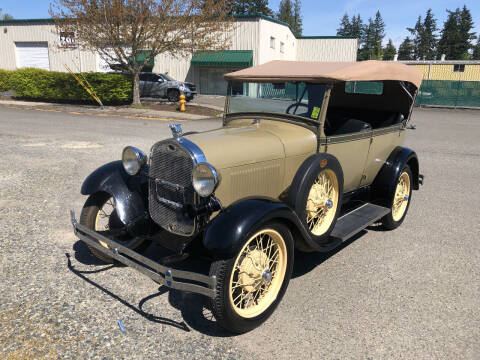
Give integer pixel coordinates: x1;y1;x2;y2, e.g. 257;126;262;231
224;81;332;136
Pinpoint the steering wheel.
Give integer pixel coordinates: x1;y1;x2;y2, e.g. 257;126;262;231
286;102;308;115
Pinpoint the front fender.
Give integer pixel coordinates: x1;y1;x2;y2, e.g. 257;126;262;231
203;197;339;258
81;161;148;230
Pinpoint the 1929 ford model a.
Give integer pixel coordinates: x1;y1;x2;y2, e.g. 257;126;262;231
71;60;424;333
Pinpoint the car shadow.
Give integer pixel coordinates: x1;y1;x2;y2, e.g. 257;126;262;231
292;230;367;279
68;241;235;337
68;229;368;337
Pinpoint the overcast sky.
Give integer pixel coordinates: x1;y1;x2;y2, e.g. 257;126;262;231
2;0;479;47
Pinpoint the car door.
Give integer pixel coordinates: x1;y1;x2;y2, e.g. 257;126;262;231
139;73;153;97
325;129;372;193
149;74;166;97
363;123;406;187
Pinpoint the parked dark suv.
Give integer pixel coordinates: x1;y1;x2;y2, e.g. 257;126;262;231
139;72;196;102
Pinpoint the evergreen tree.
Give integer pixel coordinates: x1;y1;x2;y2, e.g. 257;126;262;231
438;6;475;60
423;9;438;60
350;14;364;39
231;0;273;17
337;13;351;37
277;0;301;36
383;39;396;60
372;10;385;59
473;37;480;60
458;5;476;58
397;37;415;60
407;16;425;59
292;0;303;37
358;11;385;60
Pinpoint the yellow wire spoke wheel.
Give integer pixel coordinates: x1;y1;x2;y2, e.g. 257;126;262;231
392;171;411;222
305;169;339;236
94;196;116;248
228;229;287;319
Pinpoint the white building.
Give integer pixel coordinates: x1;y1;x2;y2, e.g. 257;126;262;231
0;15;358;95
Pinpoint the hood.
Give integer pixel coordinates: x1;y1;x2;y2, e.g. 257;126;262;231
184;119;317;170
185;124;285;170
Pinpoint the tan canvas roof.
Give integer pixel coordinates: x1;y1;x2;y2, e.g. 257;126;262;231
224;60;423;88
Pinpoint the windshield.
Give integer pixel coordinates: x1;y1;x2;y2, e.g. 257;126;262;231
161;74;175;82
227;82;329;121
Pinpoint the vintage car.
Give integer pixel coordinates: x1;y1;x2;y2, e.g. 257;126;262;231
71;60;424;333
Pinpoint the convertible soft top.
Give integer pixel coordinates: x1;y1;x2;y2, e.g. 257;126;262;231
224;60;423;89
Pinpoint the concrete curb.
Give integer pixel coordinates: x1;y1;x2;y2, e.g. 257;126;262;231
0;99;219;121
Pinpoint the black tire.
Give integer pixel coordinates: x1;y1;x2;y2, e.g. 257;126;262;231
289;154;344;247
381;165;413;230
167;89;180;102
209;221;294;333
79;192;149;263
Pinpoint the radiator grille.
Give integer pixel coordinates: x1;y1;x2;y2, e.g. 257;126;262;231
148;139;195;235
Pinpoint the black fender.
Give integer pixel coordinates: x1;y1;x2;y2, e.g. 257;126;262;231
81;161;149;234
371;147;420;206
203;197;341;259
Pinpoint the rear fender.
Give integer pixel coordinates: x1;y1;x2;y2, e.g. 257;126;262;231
371;147;420;205
81;161;149;233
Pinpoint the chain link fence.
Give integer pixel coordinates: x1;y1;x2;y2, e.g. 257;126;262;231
416;80;480;107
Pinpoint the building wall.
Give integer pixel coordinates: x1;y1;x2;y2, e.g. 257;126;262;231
405;63;480;81
257;18;296;64
0;21;97;72
296;38;358;62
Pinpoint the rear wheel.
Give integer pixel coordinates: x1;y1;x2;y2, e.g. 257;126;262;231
209;222;294;333
167;89;180;102
381;165;412;230
79;192;148;263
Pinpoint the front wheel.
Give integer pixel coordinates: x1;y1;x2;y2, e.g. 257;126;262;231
381;165;413;230
79;192;149;263
209;222;294;333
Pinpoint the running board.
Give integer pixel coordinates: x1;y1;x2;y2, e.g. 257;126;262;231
330;203;390;242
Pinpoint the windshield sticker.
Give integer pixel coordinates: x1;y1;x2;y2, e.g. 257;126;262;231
311;106;320;119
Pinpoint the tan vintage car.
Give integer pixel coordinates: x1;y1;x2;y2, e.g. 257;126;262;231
71;60;424;333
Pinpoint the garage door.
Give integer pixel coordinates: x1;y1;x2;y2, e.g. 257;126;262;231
16;42;50;70
199;67;240;95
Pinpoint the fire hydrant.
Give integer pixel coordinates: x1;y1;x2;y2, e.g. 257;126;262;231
179;94;186;112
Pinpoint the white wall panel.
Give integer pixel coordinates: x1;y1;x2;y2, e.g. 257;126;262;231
297;38;358;62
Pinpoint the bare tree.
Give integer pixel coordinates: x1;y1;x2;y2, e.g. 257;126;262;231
50;0;233;105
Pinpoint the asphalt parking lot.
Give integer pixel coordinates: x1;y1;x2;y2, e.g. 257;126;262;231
0;105;479;359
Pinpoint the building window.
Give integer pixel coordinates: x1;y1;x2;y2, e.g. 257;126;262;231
280;42;285;53
453;64;465;72
270;37;275;49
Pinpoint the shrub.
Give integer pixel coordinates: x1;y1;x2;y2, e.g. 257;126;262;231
0;69;13;92
8;68;133;104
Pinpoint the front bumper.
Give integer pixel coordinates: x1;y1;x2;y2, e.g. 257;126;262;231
70;210;216;298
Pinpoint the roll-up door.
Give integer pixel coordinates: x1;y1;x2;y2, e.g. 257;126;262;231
16;42;50;70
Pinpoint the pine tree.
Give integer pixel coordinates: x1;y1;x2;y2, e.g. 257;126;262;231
359;11;385;60
458;5;476;58
407;16;425;59
437;7;475;60
337;13;351;37
231;0;274;17
423;9;438;60
473;37;480;60
438;9;461;60
383;39;396;60
277;0;296;34
350;14;364;39
292;0;303;37
397;37;415;60
372;10;385;59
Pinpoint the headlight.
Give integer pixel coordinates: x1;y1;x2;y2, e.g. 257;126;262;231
192;162;220;197
122;146;147;175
